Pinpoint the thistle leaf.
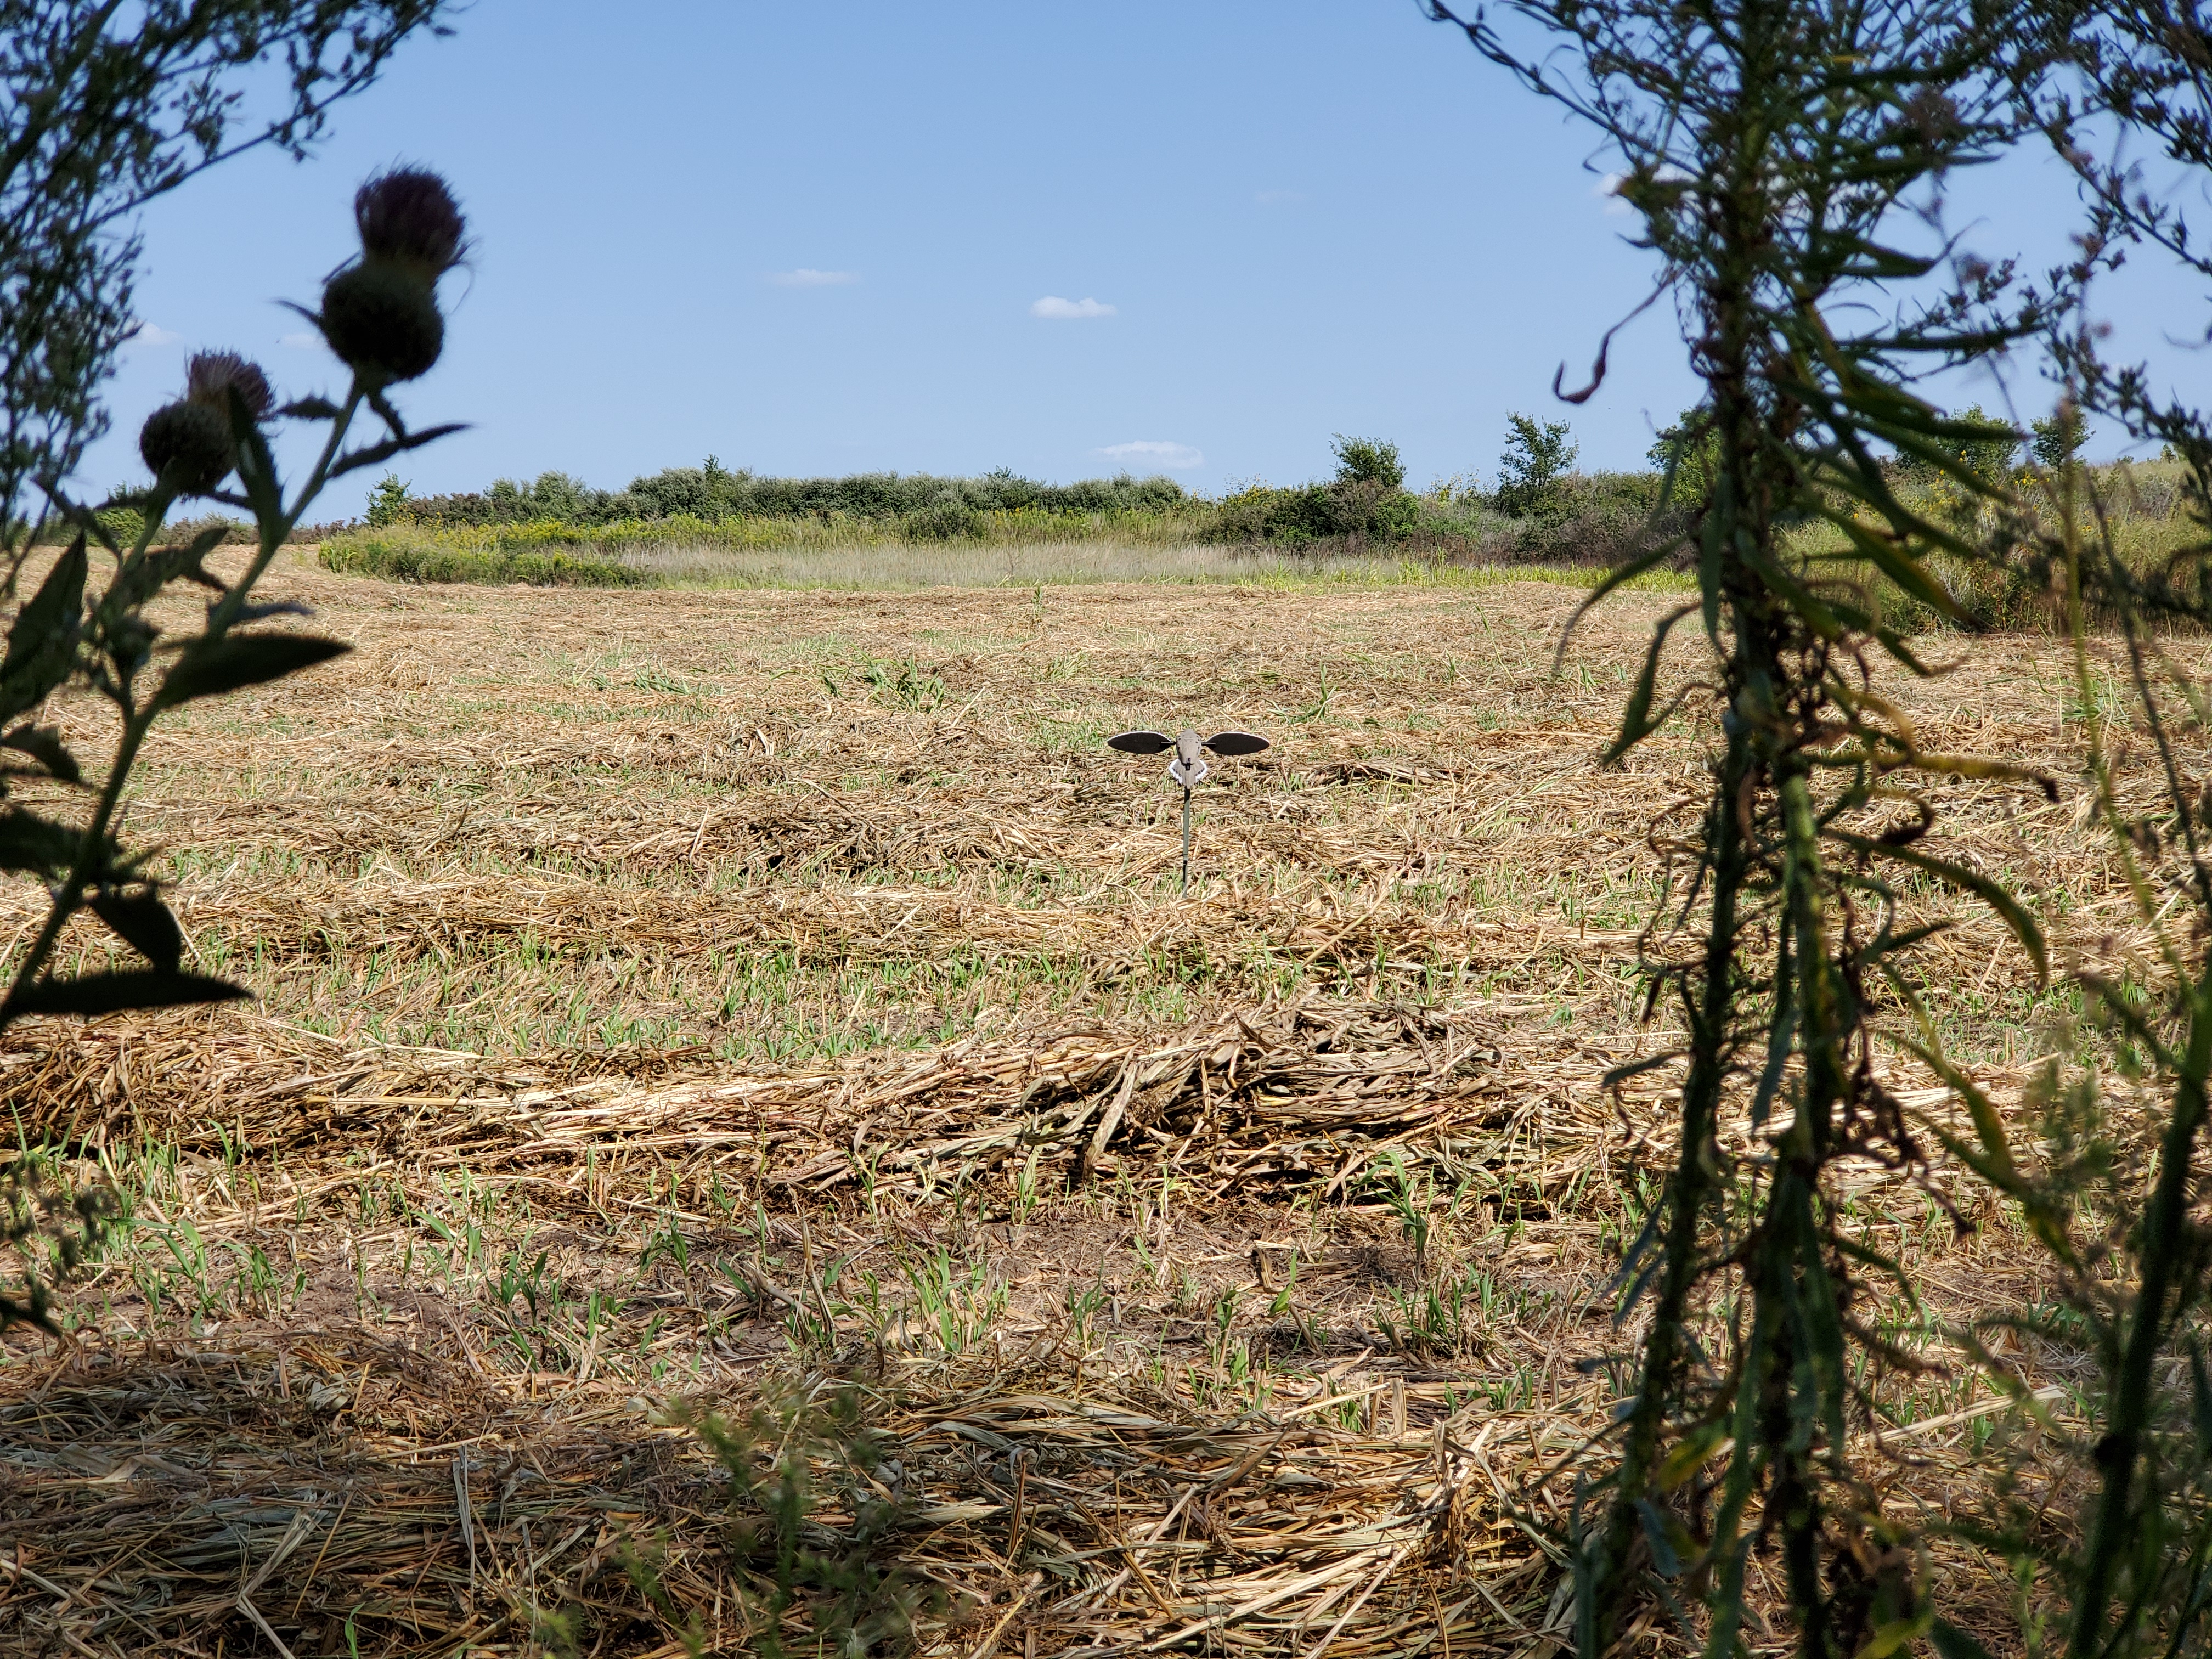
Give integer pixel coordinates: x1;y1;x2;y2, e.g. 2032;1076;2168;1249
1833;830;2047;984
328;424;471;479
1;538;86;690
1604;601;1698;764
0;808;92;878
89;891;185;972
8;971;247;1018
154;633;351;710
0;724;80;785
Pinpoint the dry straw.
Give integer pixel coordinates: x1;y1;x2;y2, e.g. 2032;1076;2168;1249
0;561;2180;1653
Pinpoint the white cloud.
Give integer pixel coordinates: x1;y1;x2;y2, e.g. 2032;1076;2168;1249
1100;439;1203;470
770;268;859;287
123;322;182;349
1255;189;1305;206
1031;295;1116;320
278;331;322;349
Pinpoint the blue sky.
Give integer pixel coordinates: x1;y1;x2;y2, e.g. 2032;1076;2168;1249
86;1;2210;514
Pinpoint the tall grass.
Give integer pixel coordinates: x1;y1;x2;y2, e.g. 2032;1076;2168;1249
319;524;1703;592
1787;459;2207;629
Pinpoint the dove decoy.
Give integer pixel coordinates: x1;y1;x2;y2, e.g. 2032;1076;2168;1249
1105;727;1271;890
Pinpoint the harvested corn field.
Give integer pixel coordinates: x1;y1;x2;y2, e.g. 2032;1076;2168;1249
0;549;2175;1656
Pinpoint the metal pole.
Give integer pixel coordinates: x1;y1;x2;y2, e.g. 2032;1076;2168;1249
1180;784;1193;894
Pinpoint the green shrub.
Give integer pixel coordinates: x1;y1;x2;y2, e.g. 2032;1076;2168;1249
365;472;411;527
1647;407;1720;509
901;493;984;541
1336;477;1420;539
1493;414;1578;518
1891;402;2020;487
2032;404;2087;471
318;500;1212;582
1332;434;1407;489
388;461;1193;531
1483;471;1678;567
319;531;647;586
40;505;253;548
1207;475;1419;547
1209;483;1324;544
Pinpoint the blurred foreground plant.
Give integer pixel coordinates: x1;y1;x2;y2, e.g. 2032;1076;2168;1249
2024;423;2212;1659
1960;18;2212;1654
1910;363;2212;1659
0;0;451;552
0;166;469;1331
1423;0;2069;1652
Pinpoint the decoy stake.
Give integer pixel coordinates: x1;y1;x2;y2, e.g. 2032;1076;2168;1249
1104;727;1271;893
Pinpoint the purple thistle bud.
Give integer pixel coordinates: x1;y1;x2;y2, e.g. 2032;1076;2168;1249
183;351;273;421
139;403;233;495
319;261;445;386
355;167;467;276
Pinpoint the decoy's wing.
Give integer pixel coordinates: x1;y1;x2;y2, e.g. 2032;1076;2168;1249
1204;730;1271;756
1107;730;1175;754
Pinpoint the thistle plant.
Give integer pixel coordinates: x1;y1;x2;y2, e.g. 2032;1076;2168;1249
0;2;452;554
2027;411;2212;1659
0;167;469;1332
1420;0;2069;1652
1951;25;2212;1648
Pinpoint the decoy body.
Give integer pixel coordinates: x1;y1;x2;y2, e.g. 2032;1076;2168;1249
1105;728;1271;890
1106;727;1271;786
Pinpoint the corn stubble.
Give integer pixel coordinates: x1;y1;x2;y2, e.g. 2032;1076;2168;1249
0;556;2174;1655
